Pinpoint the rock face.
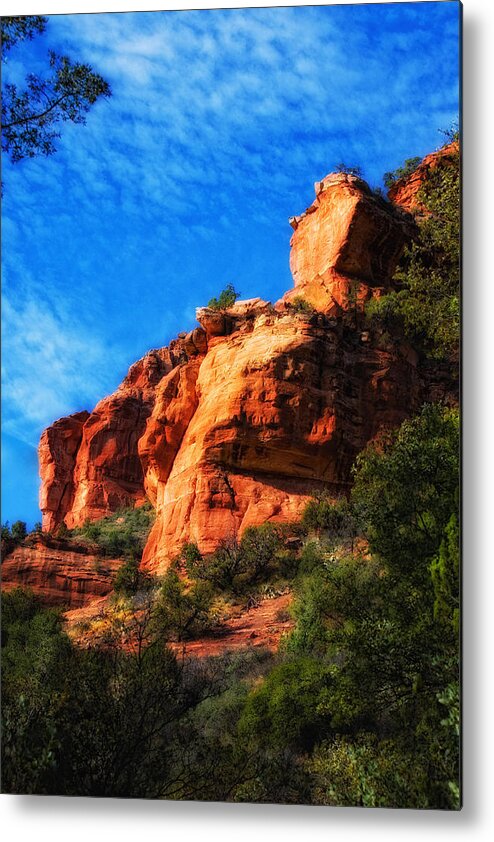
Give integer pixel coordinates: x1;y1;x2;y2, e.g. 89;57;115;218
38;411;90;533
39;341;206;531
141;312;434;571
284;172;415;314
1;535;121;608
387;142;459;213
36;158;457;577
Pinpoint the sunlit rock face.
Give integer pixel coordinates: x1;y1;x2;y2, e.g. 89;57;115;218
283;171;416;314
37;158;457;577
39;411;90;533
141;311;431;572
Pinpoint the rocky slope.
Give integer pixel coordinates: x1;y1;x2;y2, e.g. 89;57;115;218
32;149;457;578
1;534;121;607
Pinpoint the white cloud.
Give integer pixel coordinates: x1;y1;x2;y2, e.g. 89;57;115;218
1;293;115;445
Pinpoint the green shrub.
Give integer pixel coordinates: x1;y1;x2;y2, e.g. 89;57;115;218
335;163;363;178
383;156;422;188
71;504;155;559
1;520;28;555
308;734;432;808
207;283;240;311
113;554;153;596
184;525;289;594
154;570;214;641
239;657;333;750
291;296;315;315
302;495;357;546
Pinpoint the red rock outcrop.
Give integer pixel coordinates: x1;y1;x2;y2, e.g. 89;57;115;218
35;156;458;579
38;411;90;533
39;340;206;531
284;172;415;314
1;534;121;608
141;309;443;571
387;141;459;213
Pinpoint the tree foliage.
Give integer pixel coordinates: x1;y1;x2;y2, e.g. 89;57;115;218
1;519;28;555
1;16;111;163
351;404;459;577
291;296;315;315
335;162;363;178
1;405;459;807
383;156;422;188
207;283;240;311
283;404;461;808
1;15;47;52
181;523;297;594
70;504;155;559
368;142;460;359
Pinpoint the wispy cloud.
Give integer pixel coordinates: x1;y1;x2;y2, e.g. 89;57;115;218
1;289;114;444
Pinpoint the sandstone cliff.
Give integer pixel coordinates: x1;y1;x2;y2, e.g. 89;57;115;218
34;150;457;577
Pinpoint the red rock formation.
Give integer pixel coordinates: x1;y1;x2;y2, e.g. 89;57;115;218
36;155;458;580
387;141;459;213
1;534;121;608
141;309;434;571
284;172;415;314
138;358;203;507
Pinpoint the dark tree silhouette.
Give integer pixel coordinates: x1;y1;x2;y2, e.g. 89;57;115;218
1;16;111;163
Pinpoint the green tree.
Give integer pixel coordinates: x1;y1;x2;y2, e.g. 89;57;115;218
282;405;460;808
155;570;214;641
1;16;111;163
430;512;460;636
2;586;231;797
308;734;431;808
0;15;46;52
1;589;72;793
351;404;459;578
207;283;240;311
239;657;333;751
11;520;27;541
113;553;152;597
302;495;357;548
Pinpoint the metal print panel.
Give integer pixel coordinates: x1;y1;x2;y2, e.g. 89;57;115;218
1;1;461;808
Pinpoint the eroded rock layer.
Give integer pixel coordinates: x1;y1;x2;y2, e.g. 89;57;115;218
39;336;207;531
1;535;121;608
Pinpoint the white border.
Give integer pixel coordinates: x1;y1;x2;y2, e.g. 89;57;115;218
2;1;494;840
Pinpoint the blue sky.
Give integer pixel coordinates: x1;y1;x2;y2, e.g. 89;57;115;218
1;2;460;528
